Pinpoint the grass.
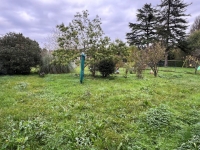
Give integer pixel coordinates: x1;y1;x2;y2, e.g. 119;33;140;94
0;67;200;149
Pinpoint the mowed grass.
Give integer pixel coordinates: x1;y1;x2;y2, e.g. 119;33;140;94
0;67;200;149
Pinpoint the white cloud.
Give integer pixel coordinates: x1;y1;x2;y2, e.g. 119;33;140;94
17;11;36;22
0;0;198;47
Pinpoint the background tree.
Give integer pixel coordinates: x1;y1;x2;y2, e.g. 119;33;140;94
158;0;190;66
126;3;159;49
183;55;199;74
0;32;41;75
132;49;148;79
188;30;200;54
109;39;128;66
55;10;109;76
190;15;200;34
39;49;73;74
146;42;165;77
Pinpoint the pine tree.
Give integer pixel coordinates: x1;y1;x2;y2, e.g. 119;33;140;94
158;0;190;66
126;3;159;49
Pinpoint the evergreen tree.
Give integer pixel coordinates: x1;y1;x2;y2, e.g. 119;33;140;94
126;3;159;49
0;32;41;75
158;0;190;66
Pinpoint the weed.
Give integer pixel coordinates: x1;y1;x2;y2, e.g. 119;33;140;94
146;105;172;130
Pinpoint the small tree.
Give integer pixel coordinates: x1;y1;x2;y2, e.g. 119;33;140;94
183;55;199;74
132;50;147;79
56;10;105;76
98;59;115;77
146;42;165;77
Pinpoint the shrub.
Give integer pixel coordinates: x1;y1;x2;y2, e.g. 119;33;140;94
98;59;115;77
0;32;41;75
39;49;74;74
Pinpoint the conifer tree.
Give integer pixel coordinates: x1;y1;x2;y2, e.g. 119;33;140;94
126;3;159;49
158;0;190;66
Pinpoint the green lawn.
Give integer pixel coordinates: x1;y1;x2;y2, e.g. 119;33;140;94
0;67;200;149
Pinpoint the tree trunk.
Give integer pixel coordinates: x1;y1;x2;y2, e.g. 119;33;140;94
164;52;168;67
92;68;96;77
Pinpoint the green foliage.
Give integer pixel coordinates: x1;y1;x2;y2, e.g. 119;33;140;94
109;39;129;63
56;10;128;76
188;30;200;56
0;32;41;75
127;3;159;49
1;117;51;150
146;105;172;130
98;59;115;77
40;49;74;74
56;10;106;76
158;0;190;66
178;135;200;149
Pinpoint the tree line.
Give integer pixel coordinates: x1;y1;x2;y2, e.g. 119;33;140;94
0;0;200;77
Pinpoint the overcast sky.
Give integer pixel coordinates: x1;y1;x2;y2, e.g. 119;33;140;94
0;0;199;48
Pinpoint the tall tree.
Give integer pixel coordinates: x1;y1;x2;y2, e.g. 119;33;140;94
190;15;200;34
0;32;41;75
158;0;190;66
55;10;116;76
126;3;159;49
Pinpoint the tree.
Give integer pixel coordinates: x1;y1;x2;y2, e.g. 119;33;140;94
40;49;73;74
146;42;165;77
0;32;41;75
44;28;61;51
109;39;128;65
188;30;200;53
55;10;106;76
126;3;159;49
132;49;148;79
190;15;200;34
158;0;190;66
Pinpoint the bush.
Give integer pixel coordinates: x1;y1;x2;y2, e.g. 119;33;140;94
39;49;74;74
0;32;41;75
98;59;115;77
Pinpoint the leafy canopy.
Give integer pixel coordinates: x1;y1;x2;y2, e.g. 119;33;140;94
0;32;41;75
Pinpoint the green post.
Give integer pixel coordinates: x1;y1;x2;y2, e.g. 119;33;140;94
80;52;85;83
